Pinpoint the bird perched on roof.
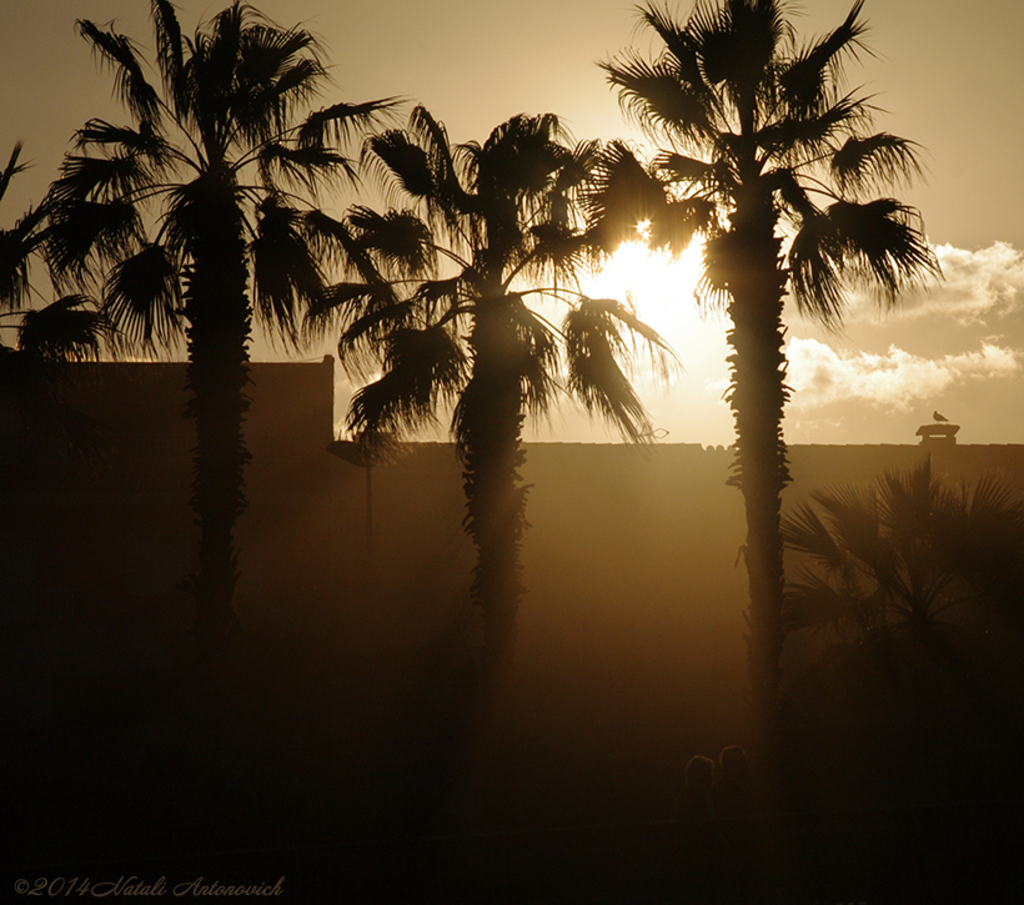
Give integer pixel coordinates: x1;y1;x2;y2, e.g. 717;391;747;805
933;410;949;422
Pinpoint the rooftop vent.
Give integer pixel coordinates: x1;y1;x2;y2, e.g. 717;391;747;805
916;421;959;446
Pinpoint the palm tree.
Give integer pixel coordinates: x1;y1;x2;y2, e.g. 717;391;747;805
592;0;939;738
45;1;395;656
782;460;1024;733
310;106;669;679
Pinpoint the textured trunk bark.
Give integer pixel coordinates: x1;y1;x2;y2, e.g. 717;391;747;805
460;297;528;683
724;193;791;756
456;294;529;830
183;173;252;658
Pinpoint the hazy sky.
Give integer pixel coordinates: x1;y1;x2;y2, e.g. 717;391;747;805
3;0;1024;447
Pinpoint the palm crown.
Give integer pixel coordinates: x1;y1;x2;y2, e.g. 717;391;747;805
595;0;938;319
313;105;669;448
781;461;1024;734
46;0;394;349
784;462;1024;641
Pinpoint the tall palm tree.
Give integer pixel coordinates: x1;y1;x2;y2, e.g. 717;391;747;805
310;106;669;679
592;0;939;738
45;1;395;656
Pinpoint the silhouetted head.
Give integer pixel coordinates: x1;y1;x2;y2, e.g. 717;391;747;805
718;745;748;783
685;755;715;786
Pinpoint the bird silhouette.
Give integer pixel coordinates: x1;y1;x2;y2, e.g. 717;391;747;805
933;410;949;422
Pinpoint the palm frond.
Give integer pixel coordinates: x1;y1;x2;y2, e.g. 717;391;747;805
583;141;670;252
784;571;866;637
586;296;676;371
363;129;437;202
404;106;471;218
233;28;328;144
78;19;161;124
653;151;713;184
336;296;418;355
563;300;652;442
347;205;435;277
787;210;847;326
299;98;400;149
782;500;850;568
637;3;715;103
939;474;1024;605
509;297;561;418
304;280;398;349
152;0;187;113
74;119;173;170
412;276;464;322
695;0;787;103
784;461;1024;664
0;205;48;311
827;198;940;304
102;242;182;351
0;142;29;205
50;154;155;206
830;133;924;195
524;223;590;279
809;482;889;573
780;0;868;113
477;113;568;202
876;460;935;543
46;198;143;282
601;52;716;145
302;208;367;276
251;195;324;342
257;142;356;194
760;91;870;163
346;324;467;438
17;294;111;360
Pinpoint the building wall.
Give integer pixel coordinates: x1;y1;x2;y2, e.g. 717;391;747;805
4;360;1024;841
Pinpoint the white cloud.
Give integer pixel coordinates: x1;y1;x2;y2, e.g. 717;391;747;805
786;338;1019;412
788;242;1024;327
912;242;1024;321
839;241;1024;325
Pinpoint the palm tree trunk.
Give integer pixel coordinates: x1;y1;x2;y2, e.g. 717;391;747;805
724;197;791;773
461;299;528;684
183;174;252;658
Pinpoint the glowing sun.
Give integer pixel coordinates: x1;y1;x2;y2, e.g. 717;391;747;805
582;233;712;362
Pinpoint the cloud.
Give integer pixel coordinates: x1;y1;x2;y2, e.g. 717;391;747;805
837;241;1024;325
792;242;1024;328
912;242;1024;321
786;337;1019;412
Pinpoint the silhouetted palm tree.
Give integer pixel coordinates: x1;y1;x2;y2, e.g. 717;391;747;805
45;1;394;655
591;0;938;738
310;106;669;678
782;460;1024;719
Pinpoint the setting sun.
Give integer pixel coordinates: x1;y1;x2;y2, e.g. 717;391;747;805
580;236;731;388
525;234;737;446
582;235;707;343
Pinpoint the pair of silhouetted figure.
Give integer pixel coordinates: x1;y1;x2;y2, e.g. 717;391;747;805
677;747;754;902
678;746;750;822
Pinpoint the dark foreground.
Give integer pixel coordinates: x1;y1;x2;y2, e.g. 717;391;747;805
5;799;1022;903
